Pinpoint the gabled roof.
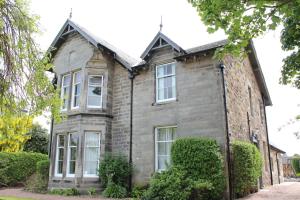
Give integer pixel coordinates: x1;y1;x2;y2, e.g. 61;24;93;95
48;19;138;70
270;144;286;154
140;31;186;60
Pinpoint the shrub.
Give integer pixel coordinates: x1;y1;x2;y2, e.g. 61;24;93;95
49;188;79;196
132;184;148;199
25;159;49;193
171;137;226;199
292;156;300;173
0;152;47;186
102;178;127;198
232;140;263;198
98;153;132;189
87;187;97;196
24;124;49;154
142;167;194;200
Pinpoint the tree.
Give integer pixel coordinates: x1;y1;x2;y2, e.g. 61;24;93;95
0;114;32;152
188;0;300;89
0;0;60;119
24;123;49;154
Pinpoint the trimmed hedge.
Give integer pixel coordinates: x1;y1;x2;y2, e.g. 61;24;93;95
232;140;262;198
171;137;226;199
0;152;47;186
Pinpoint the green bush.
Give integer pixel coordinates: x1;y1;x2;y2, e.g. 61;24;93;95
232;140;263;198
102;179;127;198
142;167;194;200
171;137;226;199
25;159;49;193
87;187;97;196
0;152;47;186
49;188;79;196
23;124;49;154
98;153;132;189
132;184;148;199
292;156;300;173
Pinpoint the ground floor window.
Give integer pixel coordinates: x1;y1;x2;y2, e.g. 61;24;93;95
55;134;65;177
67;133;78;177
84;132;100;177
155;126;176;172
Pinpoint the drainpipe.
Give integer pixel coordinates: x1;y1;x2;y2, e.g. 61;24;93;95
128;70;134;192
48;117;54;158
263;98;273;185
219;63;233;200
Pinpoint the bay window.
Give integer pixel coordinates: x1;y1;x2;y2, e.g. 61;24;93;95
67;133;78;177
155;126;176;171
61;74;71;111
84;132;100;177
156;63;176;102
71;71;81;109
87;76;103;108
55;135;65;177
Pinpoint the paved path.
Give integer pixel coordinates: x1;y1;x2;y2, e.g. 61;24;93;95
0;188;118;200
239;182;300;200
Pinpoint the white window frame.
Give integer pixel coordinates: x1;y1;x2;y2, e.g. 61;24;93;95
87;75;103;108
156;62;176;103
66;133;77;178
55;134;64;177
60;74;71;111
155;126;176;172
83;132;101;177
71;71;81;110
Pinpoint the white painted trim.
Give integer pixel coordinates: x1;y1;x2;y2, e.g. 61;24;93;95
87;75;103;109
55;134;64;177
66;133;77;178
71;71;81;110
155;126;176;172
83;131;101;177
155;62;176;103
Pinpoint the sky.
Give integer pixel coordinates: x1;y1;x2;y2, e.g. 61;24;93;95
30;0;300;156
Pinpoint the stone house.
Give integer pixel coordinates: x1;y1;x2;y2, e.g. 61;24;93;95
48;19;277;197
269;145;285;184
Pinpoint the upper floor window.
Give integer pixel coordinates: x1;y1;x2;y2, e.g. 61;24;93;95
61;74;71;111
155;126;176;172
87;75;103;108
156;63;176;103
71;71;81;109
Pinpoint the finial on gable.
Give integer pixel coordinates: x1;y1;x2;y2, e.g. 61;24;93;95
69;8;73;19
159;16;163;32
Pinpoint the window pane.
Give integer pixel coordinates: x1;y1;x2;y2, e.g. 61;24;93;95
157;66;165;77
70;147;77;160
158;129;166;141
58;135;64;147
89;76;102;85
84;161;98;175
74;84;80;96
58;148;64;160
158;155;169;170
58;161;63;174
88;96;101;107
74;96;79;107
69;161;76;174
85;148;99;161
158;142;166;155
74;71;81;83
63;75;71;86
88;86;101;96
69;134;78;146
86;133;99;146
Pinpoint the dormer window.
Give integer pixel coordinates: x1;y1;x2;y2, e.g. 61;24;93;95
61;74;71;111
87;75;103;108
156;63;176;103
71;71;81;109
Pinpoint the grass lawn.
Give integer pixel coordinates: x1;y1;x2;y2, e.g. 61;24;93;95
0;197;33;200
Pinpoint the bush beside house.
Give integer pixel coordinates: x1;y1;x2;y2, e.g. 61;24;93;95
0;152;47;186
292;155;300;174
232;140;262;198
143;137;225;200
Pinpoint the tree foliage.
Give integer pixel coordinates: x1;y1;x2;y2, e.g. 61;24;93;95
189;0;300;88
0;114;32;152
24;123;49;154
0;0;60;119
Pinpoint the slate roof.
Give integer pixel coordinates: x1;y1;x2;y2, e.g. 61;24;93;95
48;19;138;70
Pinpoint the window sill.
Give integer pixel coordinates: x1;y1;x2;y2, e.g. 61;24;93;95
152;99;177;106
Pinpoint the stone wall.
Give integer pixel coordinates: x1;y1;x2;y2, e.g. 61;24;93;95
270;150;284;184
223;55;272;187
132;46;227;184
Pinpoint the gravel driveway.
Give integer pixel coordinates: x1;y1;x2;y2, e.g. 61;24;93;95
239;182;300;200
